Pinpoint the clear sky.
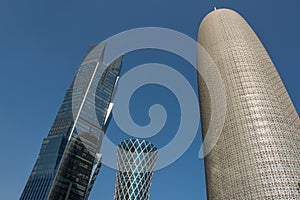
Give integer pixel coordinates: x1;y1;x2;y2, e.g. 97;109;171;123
0;0;299;199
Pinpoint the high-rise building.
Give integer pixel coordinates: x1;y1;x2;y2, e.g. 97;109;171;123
114;139;158;200
20;42;122;200
197;9;300;199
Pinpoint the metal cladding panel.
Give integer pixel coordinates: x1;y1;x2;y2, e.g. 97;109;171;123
198;8;300;199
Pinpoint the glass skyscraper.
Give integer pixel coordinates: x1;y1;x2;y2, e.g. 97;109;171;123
197;9;300;199
114;139;158;200
20;42;122;200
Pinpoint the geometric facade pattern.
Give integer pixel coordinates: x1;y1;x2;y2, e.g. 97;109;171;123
197;9;300;199
114;139;158;200
20;42;122;200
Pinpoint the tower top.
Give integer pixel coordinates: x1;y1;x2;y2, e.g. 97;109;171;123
214;7;217;11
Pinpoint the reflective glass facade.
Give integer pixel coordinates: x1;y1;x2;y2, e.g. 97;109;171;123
198;9;300;199
114;139;158;200
20;42;122;200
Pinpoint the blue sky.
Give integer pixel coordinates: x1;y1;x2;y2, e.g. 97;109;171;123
0;0;299;199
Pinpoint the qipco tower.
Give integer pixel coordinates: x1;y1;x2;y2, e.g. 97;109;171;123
114;139;158;200
197;9;300;199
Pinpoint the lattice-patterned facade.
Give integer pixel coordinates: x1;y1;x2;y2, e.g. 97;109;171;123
198;9;300;199
114;139;158;200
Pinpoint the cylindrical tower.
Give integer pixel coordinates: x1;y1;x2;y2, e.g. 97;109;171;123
114;139;158;200
198;8;300;199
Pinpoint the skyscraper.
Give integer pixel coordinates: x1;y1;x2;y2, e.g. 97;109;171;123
114;139;158;200
20;42;122;200
197;9;300;199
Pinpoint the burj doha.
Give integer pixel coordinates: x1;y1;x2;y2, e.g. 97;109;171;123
197;8;299;199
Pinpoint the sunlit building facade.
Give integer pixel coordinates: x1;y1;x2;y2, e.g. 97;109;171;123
20;42;122;200
197;9;300;199
114;139;158;200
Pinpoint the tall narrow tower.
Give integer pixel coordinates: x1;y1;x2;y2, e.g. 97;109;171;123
20;42;122;200
198;9;299;199
114;139;158;200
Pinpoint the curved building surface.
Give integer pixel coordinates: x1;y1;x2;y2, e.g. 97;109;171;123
198;9;300;199
114;139;158;200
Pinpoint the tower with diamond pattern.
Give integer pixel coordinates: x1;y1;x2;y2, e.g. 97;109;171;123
114;139;158;200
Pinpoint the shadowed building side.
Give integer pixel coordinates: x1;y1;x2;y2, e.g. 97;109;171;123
197;8;300;199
